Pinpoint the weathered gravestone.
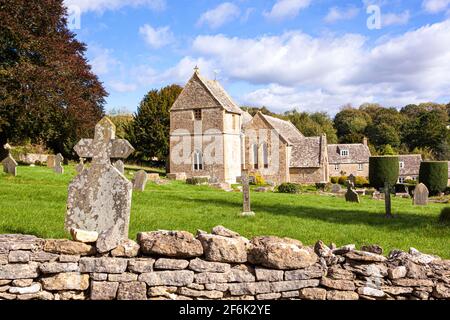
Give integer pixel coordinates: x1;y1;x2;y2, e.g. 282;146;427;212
133;170;148;192
54;153;64;174
240;170;255;217
331;184;342;193
76;158;85;174
114;160;124;174
2;144;17;176
65;117;135;252
47;155;56;168
345;180;360;203
413;183;429;206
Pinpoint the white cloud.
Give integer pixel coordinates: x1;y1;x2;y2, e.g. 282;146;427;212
109;81;138;93
139;24;174;48
264;0;312;21
382;10;410;27
197;2;241;29
422;0;450;13
88;44;118;75
324;6;360;24
63;0;165;13
184;19;450;113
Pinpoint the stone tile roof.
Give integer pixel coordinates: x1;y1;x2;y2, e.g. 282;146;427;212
398;154;422;176
241;111;253;126
199;74;243;115
260;114;304;145
327;144;371;164
290;137;324;168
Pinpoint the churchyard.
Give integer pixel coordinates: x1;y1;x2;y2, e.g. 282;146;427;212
1;164;448;258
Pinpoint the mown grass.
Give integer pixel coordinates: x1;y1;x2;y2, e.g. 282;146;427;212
0;165;449;258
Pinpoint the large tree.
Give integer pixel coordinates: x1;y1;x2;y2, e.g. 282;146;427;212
333;106;372;143
0;0;106;159
285;110;338;143
130;84;182;164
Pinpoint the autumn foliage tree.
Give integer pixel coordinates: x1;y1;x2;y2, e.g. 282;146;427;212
0;0;106;159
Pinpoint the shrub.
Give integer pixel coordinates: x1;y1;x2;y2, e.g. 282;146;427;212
315;182;329;191
249;172;266;186
405;179;418;186
419;161;448;196
369;156;399;189
330;177;339;184
186;177;209;185
278;183;300;194
354;176;369;188
439;207;450;225
338;176;348;185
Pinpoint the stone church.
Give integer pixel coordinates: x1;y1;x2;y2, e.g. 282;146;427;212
169;68;367;184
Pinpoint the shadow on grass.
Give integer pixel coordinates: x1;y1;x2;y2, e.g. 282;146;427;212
159;193;445;232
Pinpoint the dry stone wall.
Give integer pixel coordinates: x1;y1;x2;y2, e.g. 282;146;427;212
0;228;449;301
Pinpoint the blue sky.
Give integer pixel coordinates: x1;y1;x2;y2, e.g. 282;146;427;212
64;0;450;115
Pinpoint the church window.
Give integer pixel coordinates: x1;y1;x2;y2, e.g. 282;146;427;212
262;143;269;169
252;144;258;169
194;109;202;121
193;150;203;171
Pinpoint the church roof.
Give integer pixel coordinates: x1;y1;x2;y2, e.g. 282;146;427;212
259;113;304;145
200;75;243;115
327;143;371;164
290;136;326;168
241;111;253;126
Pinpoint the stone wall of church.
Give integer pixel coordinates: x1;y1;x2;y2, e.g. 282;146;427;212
1;230;449;300
289;167;328;184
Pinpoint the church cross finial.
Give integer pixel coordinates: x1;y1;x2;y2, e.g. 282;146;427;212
194;65;200;74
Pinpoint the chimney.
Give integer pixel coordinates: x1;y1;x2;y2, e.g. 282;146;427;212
363;137;368;146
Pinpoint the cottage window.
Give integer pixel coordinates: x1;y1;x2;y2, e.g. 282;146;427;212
262;143;269;169
398;177;405;184
193;150;203;171
194;109;202;121
334;164;340;171
252;144;259;169
358;163;363;171
399;161;405;169
340;150;349;156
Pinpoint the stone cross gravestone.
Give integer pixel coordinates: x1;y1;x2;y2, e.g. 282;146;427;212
133;170;148;192
413;183;429;206
114;160;124;174
65;117;135;249
47;155;56;168
76;158;85;174
240;170;255;216
54;153;64;174
2;144;17;176
345;180;360;203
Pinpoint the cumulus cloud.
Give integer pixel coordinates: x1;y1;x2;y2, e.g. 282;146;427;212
109;81;138;93
63;0;165;13
186;20;450;113
324;6;360;24
197;2;241;29
88;44;118;75
139;24;174;48
382;10;410;27
422;0;450;13
264;0;312;21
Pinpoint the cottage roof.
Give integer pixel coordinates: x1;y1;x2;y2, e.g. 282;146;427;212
290;136;325;168
327;144;371;164
398;154;422;176
259;113;304;145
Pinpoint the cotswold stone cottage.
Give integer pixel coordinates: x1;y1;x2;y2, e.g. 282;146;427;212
327;139;371;178
169;69;364;184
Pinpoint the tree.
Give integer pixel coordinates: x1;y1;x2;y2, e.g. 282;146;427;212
369;156;400;218
334;106;372;143
419;161;448;196
130;84;182;164
0;0;106;159
284;110;338;143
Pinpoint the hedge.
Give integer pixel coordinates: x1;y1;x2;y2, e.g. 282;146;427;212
369;156;399;189
419;161;448;195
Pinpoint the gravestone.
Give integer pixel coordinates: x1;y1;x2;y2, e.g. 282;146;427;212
133;170;148;192
65;117;135;250
345;180;360;203
47;155;56;168
331;184;342;193
240;170;255;216
114;160;124;174
54;153;64;174
76;158;85;174
413;183;429;206
2;144;17;176
147;173;160;182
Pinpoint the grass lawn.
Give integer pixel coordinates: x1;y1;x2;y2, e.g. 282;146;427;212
0;165;449;258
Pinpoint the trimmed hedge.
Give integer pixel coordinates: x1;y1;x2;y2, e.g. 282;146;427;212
278;183;300;194
439;207;450;225
369;156;399;189
419;161;448;196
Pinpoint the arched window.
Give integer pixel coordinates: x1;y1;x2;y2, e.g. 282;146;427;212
262;143;269;169
193;150;203;171
252;144;258;169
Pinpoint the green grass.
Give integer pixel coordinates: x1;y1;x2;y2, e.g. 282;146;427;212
1;165;449;258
